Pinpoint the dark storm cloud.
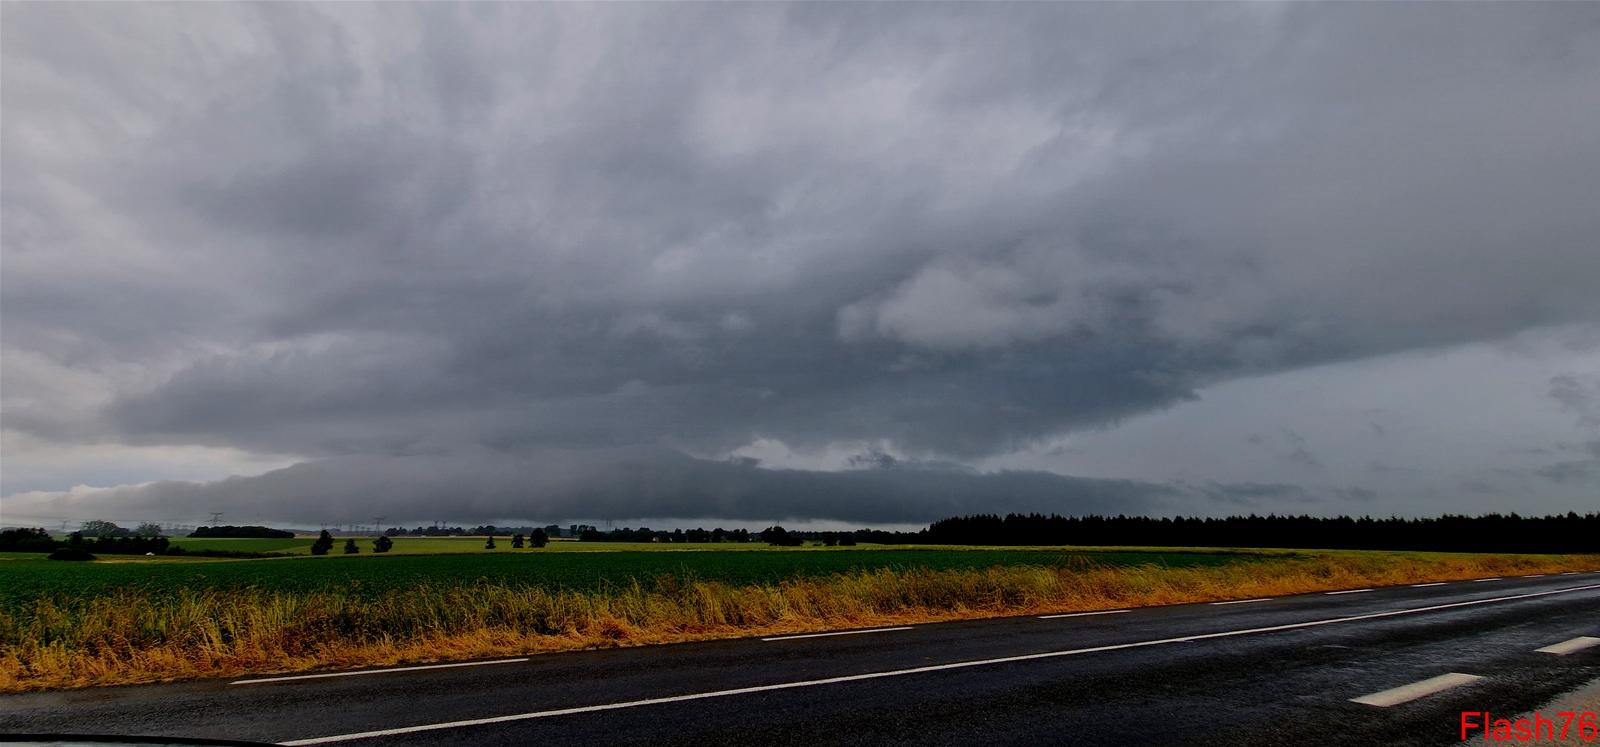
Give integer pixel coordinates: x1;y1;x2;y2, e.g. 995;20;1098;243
5;3;1600;519
21;447;1176;526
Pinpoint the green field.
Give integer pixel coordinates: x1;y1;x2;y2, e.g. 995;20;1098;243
163;536;862;555
0;547;1248;612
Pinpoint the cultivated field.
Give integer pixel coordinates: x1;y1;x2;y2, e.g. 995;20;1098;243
2;544;1595;693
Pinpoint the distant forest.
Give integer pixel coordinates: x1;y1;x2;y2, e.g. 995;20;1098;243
6;512;1597;555
902;512;1600;554
558;512;1600;553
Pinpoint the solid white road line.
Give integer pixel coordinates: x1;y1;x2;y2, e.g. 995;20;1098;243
1350;672;1483;707
1038;610;1130;620
277;581;1600;746
1471;577;1503;582
1534;636;1600;656
762;627;912;642
1410;582;1447;588
231;658;530;685
1326;589;1373;595
1210;598;1272;606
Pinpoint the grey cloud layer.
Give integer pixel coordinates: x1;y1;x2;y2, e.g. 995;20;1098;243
4;4;1600;516
12;448;1178;526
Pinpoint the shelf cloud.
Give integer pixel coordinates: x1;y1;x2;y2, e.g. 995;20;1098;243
4;3;1598;523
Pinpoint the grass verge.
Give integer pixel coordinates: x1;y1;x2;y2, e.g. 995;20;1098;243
2;550;1594;693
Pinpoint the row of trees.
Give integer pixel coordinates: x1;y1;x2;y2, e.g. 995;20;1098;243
15;511;1596;557
911;512;1600;553
577;527;759;543
309;530;396;555
0;528;174;556
75;520;165;538
385;525;552;537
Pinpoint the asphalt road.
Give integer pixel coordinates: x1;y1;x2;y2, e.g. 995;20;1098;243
4;572;1599;747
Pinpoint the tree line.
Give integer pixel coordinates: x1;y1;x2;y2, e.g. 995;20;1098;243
8;511;1596;557
905;512;1600;553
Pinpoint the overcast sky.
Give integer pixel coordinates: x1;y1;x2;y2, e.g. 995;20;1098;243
3;3;1598;529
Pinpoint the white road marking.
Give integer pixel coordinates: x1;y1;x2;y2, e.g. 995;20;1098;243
762;627;912;642
1410;582;1447;588
231;658;530;685
1210;598;1272;606
1038;610;1129;619
1350;672;1483;707
1561;572;1581;575
1326;589;1373;595
1534;636;1600;655
1471;577;1503;582
1521;574;1545;578
277;581;1600;745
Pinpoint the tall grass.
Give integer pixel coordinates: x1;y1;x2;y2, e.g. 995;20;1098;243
2;551;1594;692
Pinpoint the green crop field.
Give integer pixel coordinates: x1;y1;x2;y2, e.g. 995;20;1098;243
5;545;1592;693
0;547;1249;612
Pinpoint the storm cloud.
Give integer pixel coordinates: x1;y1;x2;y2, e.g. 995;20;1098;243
4;3;1599;524
5;447;1184;527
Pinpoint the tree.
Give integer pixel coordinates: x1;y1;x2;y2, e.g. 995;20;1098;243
134;522;165;537
511;533;525;549
761;526;802;546
484;536;497;550
529;528;548;548
343;538;359;554
373;535;393;553
310;530;335;556
80;520;127;537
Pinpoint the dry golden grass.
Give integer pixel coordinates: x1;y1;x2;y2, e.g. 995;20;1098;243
2;551;1594;693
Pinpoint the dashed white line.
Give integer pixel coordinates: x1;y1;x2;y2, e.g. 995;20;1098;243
1521;574;1546;578
1326;589;1374;596
1350;672;1484;707
1410;582;1447;588
762;627;913;642
1038;610;1130;620
277;581;1600;745
1534;636;1600;656
1471;577;1503;582
1211;598;1272;606
1560;572;1581;576
230;658;530;685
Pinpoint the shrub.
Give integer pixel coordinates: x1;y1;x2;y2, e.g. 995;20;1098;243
343;538;360;554
484;536;497;550
529;528;549;548
47;547;96;561
373;535;394;553
511;534;525;549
